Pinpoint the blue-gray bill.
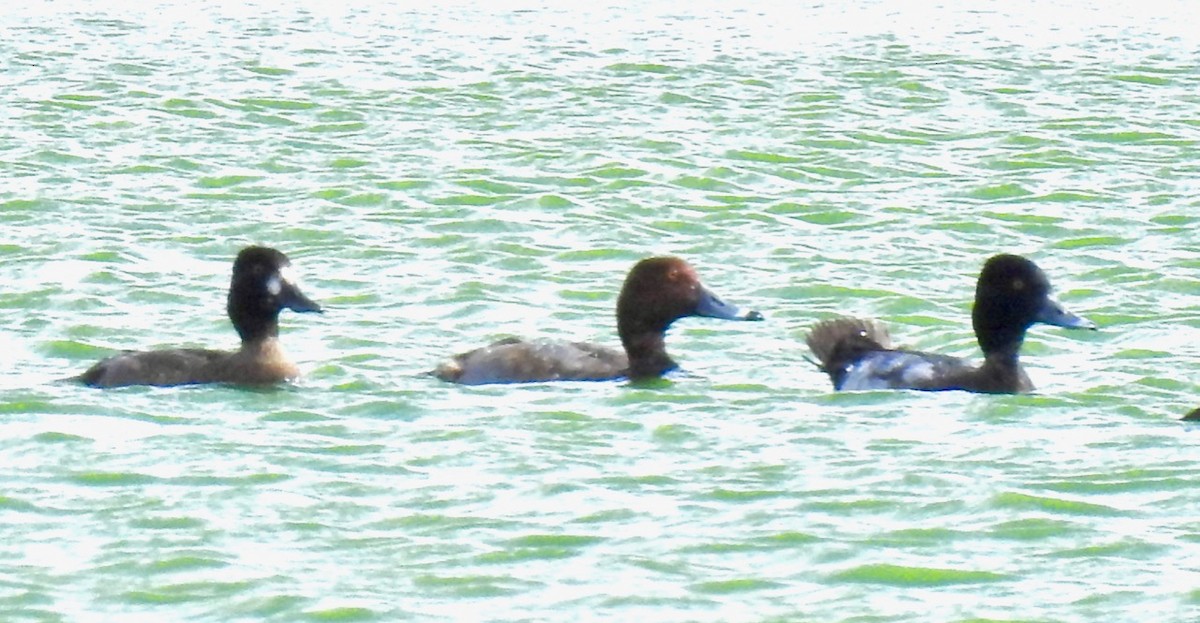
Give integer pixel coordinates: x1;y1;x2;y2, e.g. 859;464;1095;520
694;286;764;322
1034;297;1094;330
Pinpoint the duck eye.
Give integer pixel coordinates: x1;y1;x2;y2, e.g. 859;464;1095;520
667;268;679;281
1011;278;1024;291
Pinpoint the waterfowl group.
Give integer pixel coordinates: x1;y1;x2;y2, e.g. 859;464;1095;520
73;246;1099;398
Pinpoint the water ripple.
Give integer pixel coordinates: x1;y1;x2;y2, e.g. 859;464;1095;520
3;1;1200;622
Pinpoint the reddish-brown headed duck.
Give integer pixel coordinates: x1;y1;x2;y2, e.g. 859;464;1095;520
434;256;763;385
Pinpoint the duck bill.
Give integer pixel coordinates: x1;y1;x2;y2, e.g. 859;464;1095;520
281;282;323;314
1035;297;1094;330
694;286;764;321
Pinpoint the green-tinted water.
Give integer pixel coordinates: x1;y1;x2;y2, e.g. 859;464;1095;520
3;1;1199;620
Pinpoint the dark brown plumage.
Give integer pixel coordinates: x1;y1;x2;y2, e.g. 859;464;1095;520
77;246;322;388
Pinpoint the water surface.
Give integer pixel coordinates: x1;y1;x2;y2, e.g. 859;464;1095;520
3;1;1200;621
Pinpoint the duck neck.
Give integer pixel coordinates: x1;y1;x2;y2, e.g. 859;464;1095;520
618;318;677;379
981;348;1032;392
983;346;1021;369
238;334;283;355
230;308;281;345
973;302;1027;364
977;332;1022;364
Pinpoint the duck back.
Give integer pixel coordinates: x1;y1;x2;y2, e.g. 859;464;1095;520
78;348;230;388
435;338;628;385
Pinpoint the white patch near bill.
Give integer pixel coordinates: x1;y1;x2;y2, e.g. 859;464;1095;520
270;265;301;296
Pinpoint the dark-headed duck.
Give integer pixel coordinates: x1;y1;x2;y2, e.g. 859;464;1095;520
806;253;1095;393
77;246;322;388
434;256;764;385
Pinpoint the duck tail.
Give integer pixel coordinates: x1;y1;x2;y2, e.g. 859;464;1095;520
805;317;891;370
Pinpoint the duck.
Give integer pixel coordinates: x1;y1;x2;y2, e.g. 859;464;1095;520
434;256;764;384
76;246;322;388
805;253;1095;393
